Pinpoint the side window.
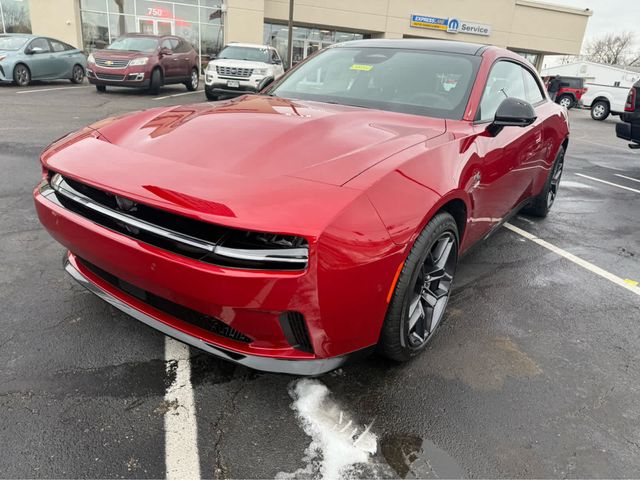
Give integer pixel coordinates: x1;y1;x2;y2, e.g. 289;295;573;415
174;39;190;53
271;49;280;64
161;39;173;51
169;39;180;51
477;61;526;122
523;68;544;104
29;38;51;53
50;40;66;52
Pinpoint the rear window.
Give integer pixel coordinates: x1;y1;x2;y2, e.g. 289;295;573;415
270;46;481;120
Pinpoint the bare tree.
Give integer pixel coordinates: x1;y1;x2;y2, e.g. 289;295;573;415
2;1;32;33
585;32;640;66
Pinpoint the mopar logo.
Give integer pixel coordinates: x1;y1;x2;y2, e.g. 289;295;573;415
447;18;460;33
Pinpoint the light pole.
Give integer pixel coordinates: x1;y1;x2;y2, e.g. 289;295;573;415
287;0;294;69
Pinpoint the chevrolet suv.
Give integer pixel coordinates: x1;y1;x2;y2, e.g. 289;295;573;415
204;43;285;100
87;34;199;95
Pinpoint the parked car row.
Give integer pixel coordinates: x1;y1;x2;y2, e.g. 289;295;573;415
1;32;285;102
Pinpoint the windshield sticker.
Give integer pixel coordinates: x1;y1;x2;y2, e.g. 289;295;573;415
350;64;373;71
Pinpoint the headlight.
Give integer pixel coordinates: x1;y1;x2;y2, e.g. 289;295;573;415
129;57;149;66
206;62;216;71
254;68;268;76
87;53;95;64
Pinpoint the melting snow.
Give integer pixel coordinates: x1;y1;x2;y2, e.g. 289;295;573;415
276;379;378;480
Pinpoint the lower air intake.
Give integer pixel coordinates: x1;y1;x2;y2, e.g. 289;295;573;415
279;311;313;353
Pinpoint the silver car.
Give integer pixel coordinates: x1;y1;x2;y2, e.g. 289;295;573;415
0;34;87;86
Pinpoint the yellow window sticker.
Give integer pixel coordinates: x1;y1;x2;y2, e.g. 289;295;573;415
350;64;373;71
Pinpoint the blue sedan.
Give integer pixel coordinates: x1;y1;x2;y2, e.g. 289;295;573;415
0;34;87;86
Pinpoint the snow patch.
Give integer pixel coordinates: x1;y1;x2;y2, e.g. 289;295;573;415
277;379;378;480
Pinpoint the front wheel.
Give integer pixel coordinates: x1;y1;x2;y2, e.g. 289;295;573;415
557;94;574;109
185;68;199;91
591;101;610;121
149;69;162;95
70;64;85;84
13;64;31;87
379;212;459;362
522;146;565;218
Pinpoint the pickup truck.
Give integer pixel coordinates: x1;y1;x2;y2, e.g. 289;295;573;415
581;83;634;121
616;80;640;148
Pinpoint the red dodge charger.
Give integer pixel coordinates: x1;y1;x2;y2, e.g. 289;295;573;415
34;40;569;374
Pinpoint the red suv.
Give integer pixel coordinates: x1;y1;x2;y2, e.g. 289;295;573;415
87;34;199;94
544;76;587;109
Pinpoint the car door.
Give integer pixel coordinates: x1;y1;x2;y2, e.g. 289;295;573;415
173;38;191;79
159;38;178;81
24;37;55;78
48;39;73;78
469;60;546;230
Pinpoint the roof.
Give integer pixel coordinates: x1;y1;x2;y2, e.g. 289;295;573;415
334;39;489;56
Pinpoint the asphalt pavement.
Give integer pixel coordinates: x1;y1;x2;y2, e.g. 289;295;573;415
1;80;639;479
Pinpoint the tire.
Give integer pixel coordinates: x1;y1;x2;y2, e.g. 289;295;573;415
95;84;106;92
557;94;574;109
149;68;162;95
522;146;565;218
70;64;85;84
13;64;31;87
205;89;218;101
591;100;610;121
379;212;459;362
184;68;199;91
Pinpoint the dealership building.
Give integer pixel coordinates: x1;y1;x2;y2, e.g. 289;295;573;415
2;0;591;70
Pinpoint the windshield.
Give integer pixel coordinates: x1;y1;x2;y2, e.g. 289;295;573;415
218;46;270;63
0;35;29;51
269;47;481;120
107;36;158;53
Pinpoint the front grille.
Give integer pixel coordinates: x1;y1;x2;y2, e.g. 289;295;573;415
95;58;129;68
279;311;313;353
95;73;126;81
216;66;253;78
79;257;253;343
46;172;308;270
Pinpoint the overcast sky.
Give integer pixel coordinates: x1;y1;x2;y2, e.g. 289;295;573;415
542;0;640;48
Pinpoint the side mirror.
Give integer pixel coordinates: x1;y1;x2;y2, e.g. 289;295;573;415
273;58;282;65
27;47;44;55
208;54;217;61
258;76;275;91
488;97;537;136
160;47;172;56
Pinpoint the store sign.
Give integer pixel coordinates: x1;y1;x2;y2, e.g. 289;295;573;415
410;14;491;36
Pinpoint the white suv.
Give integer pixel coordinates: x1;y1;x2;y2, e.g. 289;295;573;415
204;43;285;100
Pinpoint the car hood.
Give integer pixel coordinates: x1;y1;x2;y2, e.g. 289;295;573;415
94;49;153;60
42;95;446;234
93;95;446;185
211;58;271;69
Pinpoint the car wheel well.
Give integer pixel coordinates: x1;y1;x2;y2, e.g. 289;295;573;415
561;137;569;153
592;97;610;106
14;62;30;73
437;199;467;240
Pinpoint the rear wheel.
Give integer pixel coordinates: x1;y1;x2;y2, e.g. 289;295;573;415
522;146;565;218
70;64;85;84
185;68;199;91
557;94;574;109
95;84;106;92
149;69;162;95
13;64;30;87
379;212;459;362
591;100;610;121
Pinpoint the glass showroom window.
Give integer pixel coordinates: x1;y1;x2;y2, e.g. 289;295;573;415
80;0;223;71
0;0;32;34
263;22;365;69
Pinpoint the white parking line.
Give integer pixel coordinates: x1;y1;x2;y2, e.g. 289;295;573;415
164;337;201;480
154;90;202;101
575;173;640;194
505;223;640;296
15;85;91;94
614;173;640;184
572;137;632;153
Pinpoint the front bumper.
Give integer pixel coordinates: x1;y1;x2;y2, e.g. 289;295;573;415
64;252;362;375
87;67;150;88
204;71;263;96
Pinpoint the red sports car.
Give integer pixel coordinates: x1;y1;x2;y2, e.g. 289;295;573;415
34;40;569;375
